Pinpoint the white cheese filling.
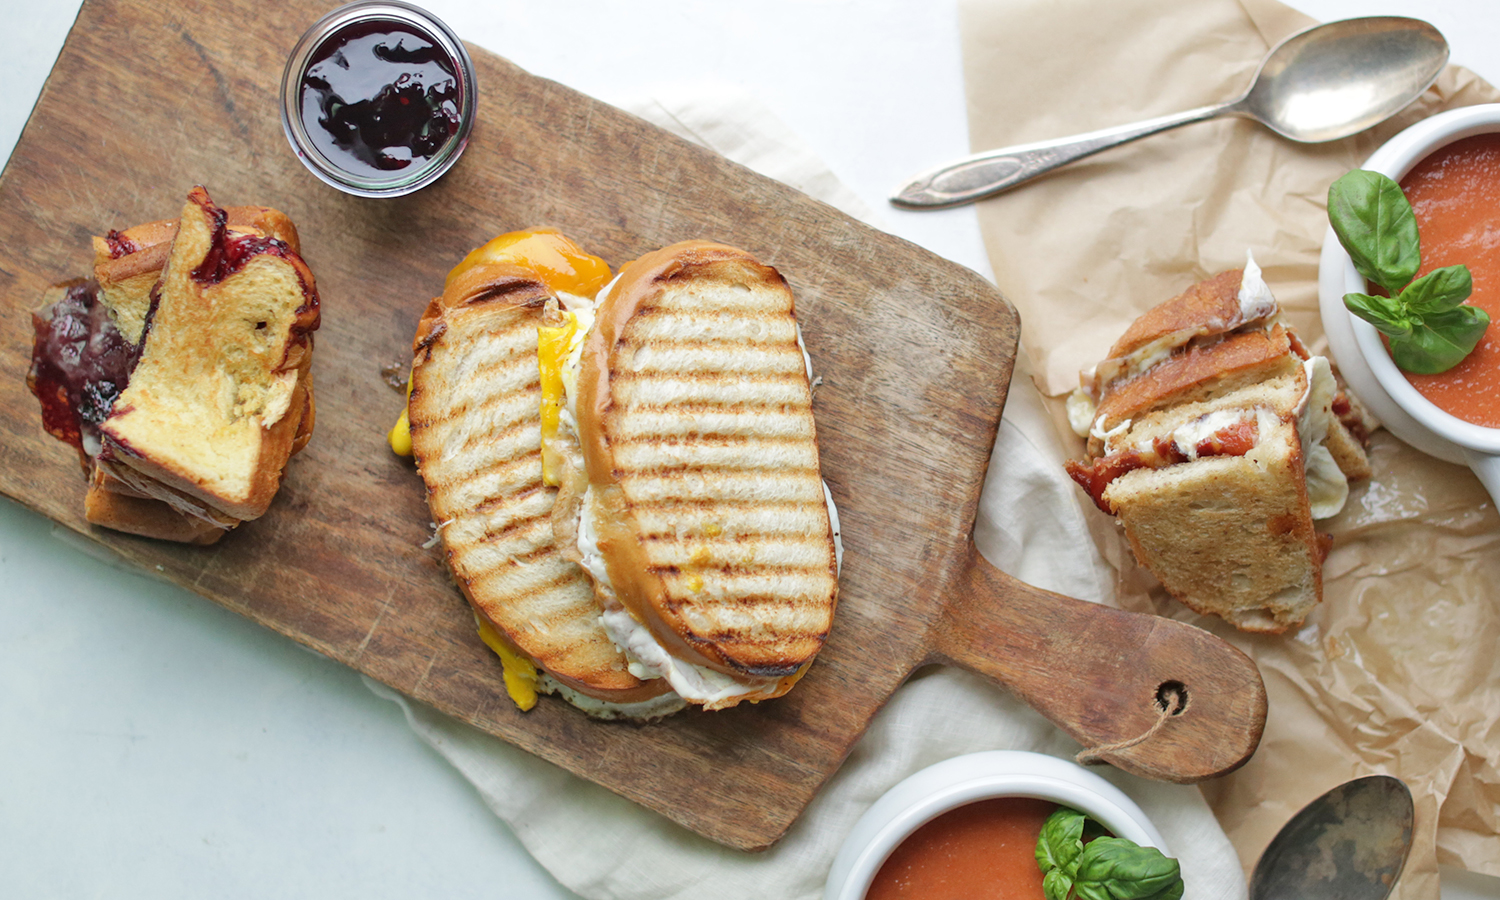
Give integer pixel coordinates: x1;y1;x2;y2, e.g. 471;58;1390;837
1070;249;1281;441
1237;251;1279;323
577;488;780;705
537;673;686;721
1295;355;1349;519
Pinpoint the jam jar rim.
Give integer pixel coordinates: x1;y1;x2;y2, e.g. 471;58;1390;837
280;0;477;198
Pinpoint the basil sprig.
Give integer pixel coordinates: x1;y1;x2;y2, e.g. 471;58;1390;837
1036;807;1183;900
1328;169;1489;374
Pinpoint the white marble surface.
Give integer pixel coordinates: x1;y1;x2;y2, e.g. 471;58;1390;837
2;0;1498;896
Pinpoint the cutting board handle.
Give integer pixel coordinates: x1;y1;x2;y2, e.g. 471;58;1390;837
933;546;1266;783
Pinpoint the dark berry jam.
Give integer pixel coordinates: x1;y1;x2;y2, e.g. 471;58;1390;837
299;20;461;176
103;229;141;259
28;280;141;463
189;197;297;287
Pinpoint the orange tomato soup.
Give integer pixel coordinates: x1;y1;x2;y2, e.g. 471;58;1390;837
865;798;1056;900
1398;133;1500;427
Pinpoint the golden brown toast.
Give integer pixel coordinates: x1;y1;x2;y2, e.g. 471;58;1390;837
407;248;673;710
93;206;301;345
573;242;838;691
98;186;319;522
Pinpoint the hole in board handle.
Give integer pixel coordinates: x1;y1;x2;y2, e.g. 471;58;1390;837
1156;681;1188;716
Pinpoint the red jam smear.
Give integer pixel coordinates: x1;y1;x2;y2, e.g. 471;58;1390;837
103;229;140;259
28;280;140;460
299;20;461;176
1397;133;1500;427
190;199;296;287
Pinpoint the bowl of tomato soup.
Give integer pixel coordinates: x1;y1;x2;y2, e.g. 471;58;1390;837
1319;104;1500;503
823;751;1166;900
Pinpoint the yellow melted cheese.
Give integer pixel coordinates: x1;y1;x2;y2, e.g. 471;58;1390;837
537;314;580;486
388;372;414;457
475;615;540;712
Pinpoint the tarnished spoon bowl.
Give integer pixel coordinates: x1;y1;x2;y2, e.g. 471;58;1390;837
1250;775;1415;900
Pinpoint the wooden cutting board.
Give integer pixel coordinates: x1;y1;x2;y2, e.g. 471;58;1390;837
0;0;1265;850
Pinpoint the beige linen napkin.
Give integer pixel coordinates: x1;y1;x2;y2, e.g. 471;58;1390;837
364;87;1246;900
958;0;1500;896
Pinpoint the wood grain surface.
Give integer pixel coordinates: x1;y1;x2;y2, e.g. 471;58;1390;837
0;0;1264;849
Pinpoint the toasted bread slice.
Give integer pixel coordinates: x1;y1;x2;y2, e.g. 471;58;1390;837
99;187;318;522
1104;409;1325;634
92;206;300;345
1089;325;1302;457
408;252;673;710
83;468;232;545
573;242;838;694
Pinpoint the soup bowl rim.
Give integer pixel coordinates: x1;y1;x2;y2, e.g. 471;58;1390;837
822;750;1167;900
1319;103;1500;460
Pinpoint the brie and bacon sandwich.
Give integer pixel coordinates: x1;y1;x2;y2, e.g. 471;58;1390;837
398;233;840;716
1064;254;1374;633
28;186;319;544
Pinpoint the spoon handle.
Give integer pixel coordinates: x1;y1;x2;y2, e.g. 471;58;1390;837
891;101;1236;209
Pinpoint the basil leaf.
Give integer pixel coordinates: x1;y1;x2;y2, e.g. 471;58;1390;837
1037;807;1088;878
1071;837;1185;900
1344;292;1413;338
1043;866;1076;900
1391;305;1492;374
1401;265;1473;314
1329;170;1422;295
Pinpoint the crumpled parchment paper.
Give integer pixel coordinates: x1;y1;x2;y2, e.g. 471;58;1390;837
959;0;1500;896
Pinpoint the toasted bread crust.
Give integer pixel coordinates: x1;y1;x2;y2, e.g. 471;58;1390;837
409;262;668;705
576;241;838;679
1089;325;1300;455
84;468;230;545
1106;269;1246;360
93;206;302;345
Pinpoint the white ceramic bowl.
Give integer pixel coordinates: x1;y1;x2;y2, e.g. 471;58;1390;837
823;751;1167;900
1318;103;1500;503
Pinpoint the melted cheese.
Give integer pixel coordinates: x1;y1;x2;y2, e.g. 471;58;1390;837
388;372;414;457
474;614;539;711
537;311;583;485
1295;355;1349;519
1237;251;1278;323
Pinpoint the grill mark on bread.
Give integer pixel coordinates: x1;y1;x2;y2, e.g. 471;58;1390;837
585;242;838;686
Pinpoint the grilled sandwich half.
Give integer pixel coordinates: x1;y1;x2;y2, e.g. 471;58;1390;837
548;241;841;710
1064;254;1375;633
28;187;318;544
405;229;682;719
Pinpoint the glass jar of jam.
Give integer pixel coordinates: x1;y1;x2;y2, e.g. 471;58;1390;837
281;1;477;197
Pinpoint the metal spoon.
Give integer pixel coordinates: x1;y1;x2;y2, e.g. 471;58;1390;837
892;17;1448;209
1250;775;1415;900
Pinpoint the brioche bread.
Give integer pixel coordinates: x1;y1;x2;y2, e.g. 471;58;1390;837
555;241;840;709
27;187;319;543
1065;256;1372;633
99;187;318;522
405;229;681;718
